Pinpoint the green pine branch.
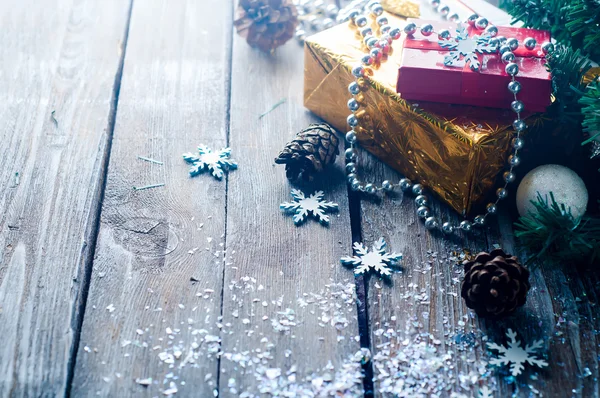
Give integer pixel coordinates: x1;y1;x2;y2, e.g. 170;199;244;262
514;192;600;265
545;46;592;115
581;80;600;144
564;0;600;59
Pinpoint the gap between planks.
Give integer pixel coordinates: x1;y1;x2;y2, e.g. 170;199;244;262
65;0;135;395
215;0;235;394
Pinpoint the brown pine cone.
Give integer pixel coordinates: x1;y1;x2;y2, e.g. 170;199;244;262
275;123;340;182
461;249;530;318
234;0;299;53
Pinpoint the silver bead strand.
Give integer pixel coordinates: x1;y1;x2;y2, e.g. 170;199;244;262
295;0;340;44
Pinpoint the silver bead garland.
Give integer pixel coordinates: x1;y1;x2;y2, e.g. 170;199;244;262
343;1;554;235
294;0;341;44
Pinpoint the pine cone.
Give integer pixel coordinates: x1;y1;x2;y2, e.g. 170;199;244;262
234;0;299;53
275;123;340;182
461;249;530;318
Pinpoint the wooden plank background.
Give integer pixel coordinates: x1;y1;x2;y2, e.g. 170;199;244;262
72;0;231;396
0;0;598;397
0;0;131;395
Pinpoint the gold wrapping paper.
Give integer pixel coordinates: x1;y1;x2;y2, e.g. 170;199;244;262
381;0;420;18
304;12;524;215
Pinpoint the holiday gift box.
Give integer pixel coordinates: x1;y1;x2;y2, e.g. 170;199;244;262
398;19;551;112
304;12;543;215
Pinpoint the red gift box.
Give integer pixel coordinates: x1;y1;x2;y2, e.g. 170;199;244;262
397;19;552;113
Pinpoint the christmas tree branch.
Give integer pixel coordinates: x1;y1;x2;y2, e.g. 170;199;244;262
514;192;600;265
580;80;600;144
545;46;592;114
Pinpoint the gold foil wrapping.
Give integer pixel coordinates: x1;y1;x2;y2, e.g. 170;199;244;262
381;0;420;18
304;13;521;215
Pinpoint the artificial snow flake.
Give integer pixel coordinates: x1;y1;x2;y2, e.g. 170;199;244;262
487;328;548;376
438;23;498;71
280;189;338;225
341;238;401;276
183;145;238;180
478;386;494;398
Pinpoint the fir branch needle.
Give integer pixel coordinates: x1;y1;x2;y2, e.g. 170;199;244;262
133;183;165;191
137;156;164;165
51;110;58;126
259;98;286;119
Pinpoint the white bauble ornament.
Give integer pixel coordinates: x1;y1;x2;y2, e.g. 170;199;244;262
516;164;588;218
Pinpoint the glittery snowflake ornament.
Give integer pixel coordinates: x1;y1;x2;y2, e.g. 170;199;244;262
478;386;494;398
183;145;238;180
439;23;498;71
487;328;548;376
280;189;339;225
341;238;402;276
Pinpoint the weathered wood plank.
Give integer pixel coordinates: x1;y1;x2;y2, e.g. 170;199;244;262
463;3;599;395
217;29;361;397
0;0;131;395
357;0;599;395
71;0;232;396
357;150;494;397
488;214;600;397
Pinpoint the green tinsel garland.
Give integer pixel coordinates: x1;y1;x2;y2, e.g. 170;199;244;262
514;193;600;265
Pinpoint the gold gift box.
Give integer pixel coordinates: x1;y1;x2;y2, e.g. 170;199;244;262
304;13;524;216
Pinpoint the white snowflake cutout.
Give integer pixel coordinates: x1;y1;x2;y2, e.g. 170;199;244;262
478;386;494;398
280;189;339;225
487;328;548;376
183;145;238;180
438;23;498;71
341;238;402;276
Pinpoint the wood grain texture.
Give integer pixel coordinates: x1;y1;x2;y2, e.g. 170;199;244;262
487;215;600;397
0;0;130;395
71;0;232;396
217;30;361;396
357;151;494;397
358;2;600;396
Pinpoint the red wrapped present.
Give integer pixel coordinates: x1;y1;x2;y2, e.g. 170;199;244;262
397;19;551;112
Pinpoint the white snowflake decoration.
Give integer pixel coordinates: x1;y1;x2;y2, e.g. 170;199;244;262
183;145;238;180
341;238;401;276
478;386;494;398
280;189;339;225
438;23;498;71
487;328;548;376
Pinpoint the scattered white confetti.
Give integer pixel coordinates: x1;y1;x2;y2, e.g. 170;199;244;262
106;304;116;313
265;368;281;379
136;377;152;386
162;382;178;395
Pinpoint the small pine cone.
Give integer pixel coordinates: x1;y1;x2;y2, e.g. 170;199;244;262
461;249;530;318
234;0;299;53
275;123;340;182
